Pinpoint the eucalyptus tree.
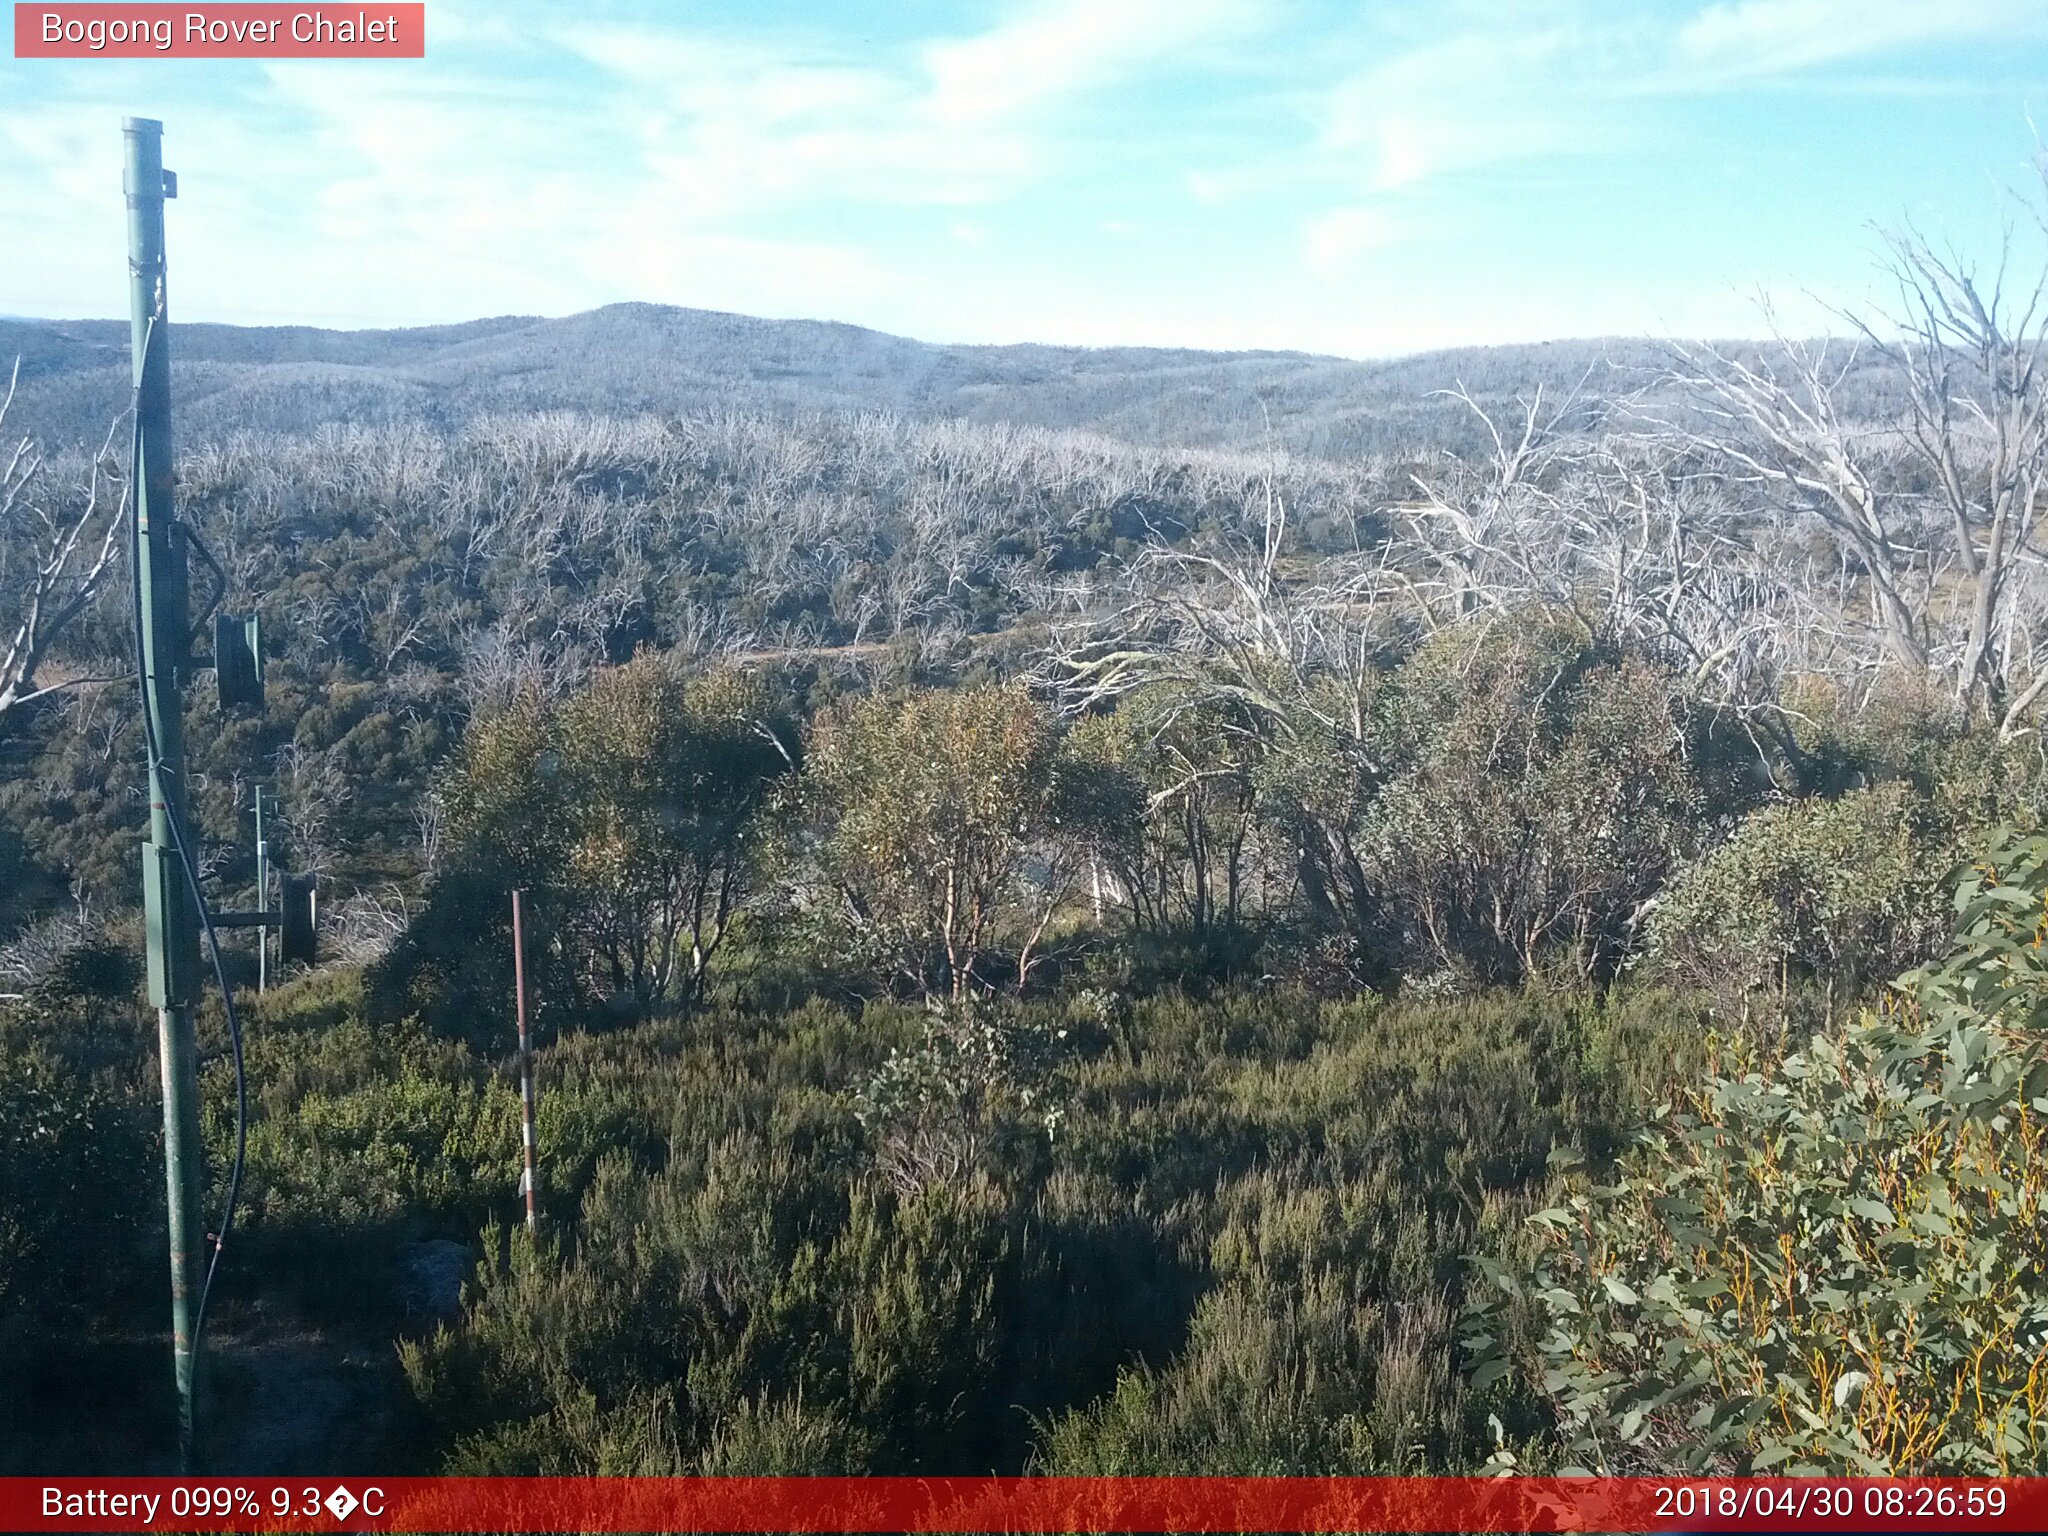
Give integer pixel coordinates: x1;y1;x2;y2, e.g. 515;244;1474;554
432;653;792;1018
798;684;1111;998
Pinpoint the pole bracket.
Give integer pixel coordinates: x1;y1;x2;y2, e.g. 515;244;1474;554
207;910;280;930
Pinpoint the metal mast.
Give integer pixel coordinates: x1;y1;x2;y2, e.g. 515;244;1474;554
125;115;206;1473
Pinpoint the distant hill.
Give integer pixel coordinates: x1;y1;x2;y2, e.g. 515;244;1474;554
0;303;1890;459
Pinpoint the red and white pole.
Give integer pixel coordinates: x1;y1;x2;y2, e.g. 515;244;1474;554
510;888;538;1234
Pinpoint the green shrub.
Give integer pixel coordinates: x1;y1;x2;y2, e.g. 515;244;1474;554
1068;688;1257;944
396;980;1687;1475
0;1015;161;1473
1360;623;1745;985
0;1042;154;1339
1232;619;1747;986
378;656;791;1037
796;685;1113;997
403;1167;1031;1474
1903;828;2048;1032
1470;1015;2048;1474
200;973;682;1323
1037;1278;1456;1475
854;998;1071;1195
1473;832;2048;1474
1645;780;1959;1012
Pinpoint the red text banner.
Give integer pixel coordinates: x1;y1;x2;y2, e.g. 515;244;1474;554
14;4;424;57
0;1476;2042;1533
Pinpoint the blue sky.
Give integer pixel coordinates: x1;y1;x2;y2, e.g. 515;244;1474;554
4;0;2047;355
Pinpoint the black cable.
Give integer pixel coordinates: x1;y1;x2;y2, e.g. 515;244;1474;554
129;314;248;1370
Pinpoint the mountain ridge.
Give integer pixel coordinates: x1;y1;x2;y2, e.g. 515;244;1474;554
0;302;1834;458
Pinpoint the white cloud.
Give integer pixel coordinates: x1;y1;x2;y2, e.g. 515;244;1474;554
1281;10;1623;277
561;0;1261;220
1303;205;1404;275
131;0;1267;327
1283;0;2045;301
234;61;891;323
1304;0;2044;213
1676;0;2046;81
922;0;1254;125
1321;26;1596;193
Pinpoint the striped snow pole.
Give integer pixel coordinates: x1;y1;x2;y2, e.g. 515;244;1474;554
511;888;538;1233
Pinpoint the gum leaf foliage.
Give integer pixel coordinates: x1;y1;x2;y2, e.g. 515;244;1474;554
1468;830;2048;1474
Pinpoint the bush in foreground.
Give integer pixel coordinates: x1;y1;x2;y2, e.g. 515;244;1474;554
1472;830;2048;1474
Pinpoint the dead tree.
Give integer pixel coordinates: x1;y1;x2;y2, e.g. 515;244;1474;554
1039;468;1399;940
1669;207;2048;736
0;362;130;734
1395;388;1822;768
1868;227;2048;733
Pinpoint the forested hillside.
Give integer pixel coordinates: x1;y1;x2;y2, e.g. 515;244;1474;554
0;305;1907;461
5;212;2048;1478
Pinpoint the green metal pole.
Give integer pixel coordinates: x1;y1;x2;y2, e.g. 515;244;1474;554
125;116;206;1474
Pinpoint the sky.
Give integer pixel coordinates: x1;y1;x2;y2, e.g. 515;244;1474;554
4;0;2048;356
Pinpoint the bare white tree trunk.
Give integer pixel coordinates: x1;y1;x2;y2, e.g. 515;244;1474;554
0;361;131;733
